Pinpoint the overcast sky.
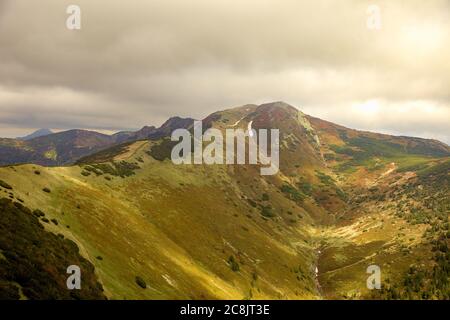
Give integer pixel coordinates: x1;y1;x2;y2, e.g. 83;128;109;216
0;0;449;143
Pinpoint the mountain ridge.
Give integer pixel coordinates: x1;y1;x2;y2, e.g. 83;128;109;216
1;102;448;167
0;101;448;300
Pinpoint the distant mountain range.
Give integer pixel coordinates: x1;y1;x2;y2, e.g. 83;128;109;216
0;117;195;166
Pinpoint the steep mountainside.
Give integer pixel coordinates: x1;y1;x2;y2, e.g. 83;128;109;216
0;198;106;299
0;102;448;299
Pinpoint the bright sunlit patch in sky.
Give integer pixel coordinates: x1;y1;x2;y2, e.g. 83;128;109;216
352;100;380;116
400;23;445;57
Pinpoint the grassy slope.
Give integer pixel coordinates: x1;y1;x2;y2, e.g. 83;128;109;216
3;147;445;299
308;117;449;299
0;105;448;300
0;140;323;299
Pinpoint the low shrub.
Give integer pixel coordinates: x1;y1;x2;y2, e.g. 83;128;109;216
32;210;46;218
228;256;240;272
0;198;106;299
280;184;305;202
260;206;275;218
135;276;147;289
0;180;12;190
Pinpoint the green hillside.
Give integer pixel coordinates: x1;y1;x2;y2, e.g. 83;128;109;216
0;102;448;300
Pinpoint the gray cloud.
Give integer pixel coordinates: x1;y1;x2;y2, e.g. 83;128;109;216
0;0;449;143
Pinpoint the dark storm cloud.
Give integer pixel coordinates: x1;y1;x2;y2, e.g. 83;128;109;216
0;0;449;142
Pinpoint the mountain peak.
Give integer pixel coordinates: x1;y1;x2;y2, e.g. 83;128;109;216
160;116;195;128
18;128;53;141
258;101;298;112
